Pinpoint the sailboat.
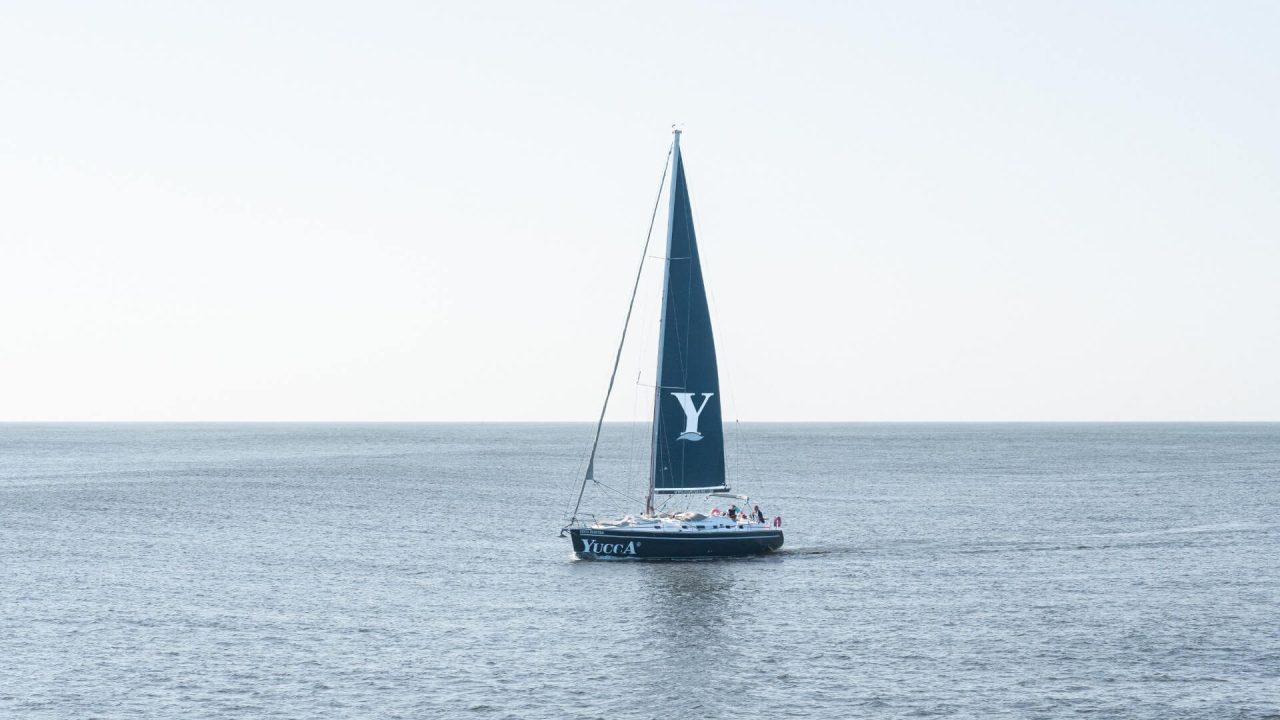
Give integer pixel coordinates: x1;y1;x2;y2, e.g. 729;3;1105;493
564;129;785;560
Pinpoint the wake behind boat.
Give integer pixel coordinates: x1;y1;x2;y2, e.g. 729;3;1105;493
563;129;784;560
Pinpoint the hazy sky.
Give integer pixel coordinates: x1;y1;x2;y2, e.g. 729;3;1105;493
2;2;1277;421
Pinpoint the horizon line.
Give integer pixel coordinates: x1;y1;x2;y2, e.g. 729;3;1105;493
1;419;1278;425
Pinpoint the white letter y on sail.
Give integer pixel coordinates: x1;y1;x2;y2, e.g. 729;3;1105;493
671;392;714;441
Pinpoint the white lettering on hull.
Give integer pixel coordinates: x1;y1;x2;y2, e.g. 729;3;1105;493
581;540;640;556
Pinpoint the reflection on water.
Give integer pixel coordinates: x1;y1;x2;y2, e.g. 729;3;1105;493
640;562;740;705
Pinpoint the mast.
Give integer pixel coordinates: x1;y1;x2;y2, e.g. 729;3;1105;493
646;128;681;516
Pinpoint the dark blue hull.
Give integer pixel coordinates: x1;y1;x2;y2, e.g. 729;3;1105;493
570;527;784;560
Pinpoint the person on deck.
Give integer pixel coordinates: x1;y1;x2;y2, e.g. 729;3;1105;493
753;505;765;524
728;505;738;521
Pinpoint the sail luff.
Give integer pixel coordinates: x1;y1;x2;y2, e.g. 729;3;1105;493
646;130;682;515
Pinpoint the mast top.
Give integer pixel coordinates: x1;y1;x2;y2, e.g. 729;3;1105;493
672;125;682;145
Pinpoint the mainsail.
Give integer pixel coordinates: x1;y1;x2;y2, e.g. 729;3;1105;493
649;131;727;497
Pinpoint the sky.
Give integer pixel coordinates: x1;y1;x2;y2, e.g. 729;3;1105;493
1;1;1277;421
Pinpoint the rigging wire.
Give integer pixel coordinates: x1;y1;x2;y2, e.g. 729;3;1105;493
565;140;675;529
590;476;650;515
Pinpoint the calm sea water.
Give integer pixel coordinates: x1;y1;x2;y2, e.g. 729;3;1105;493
1;423;1277;719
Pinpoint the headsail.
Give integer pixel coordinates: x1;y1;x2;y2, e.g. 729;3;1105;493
650;131;727;497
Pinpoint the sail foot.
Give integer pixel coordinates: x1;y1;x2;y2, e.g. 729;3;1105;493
653;485;730;495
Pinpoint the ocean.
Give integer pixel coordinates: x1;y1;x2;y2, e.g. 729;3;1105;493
1;423;1277;719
